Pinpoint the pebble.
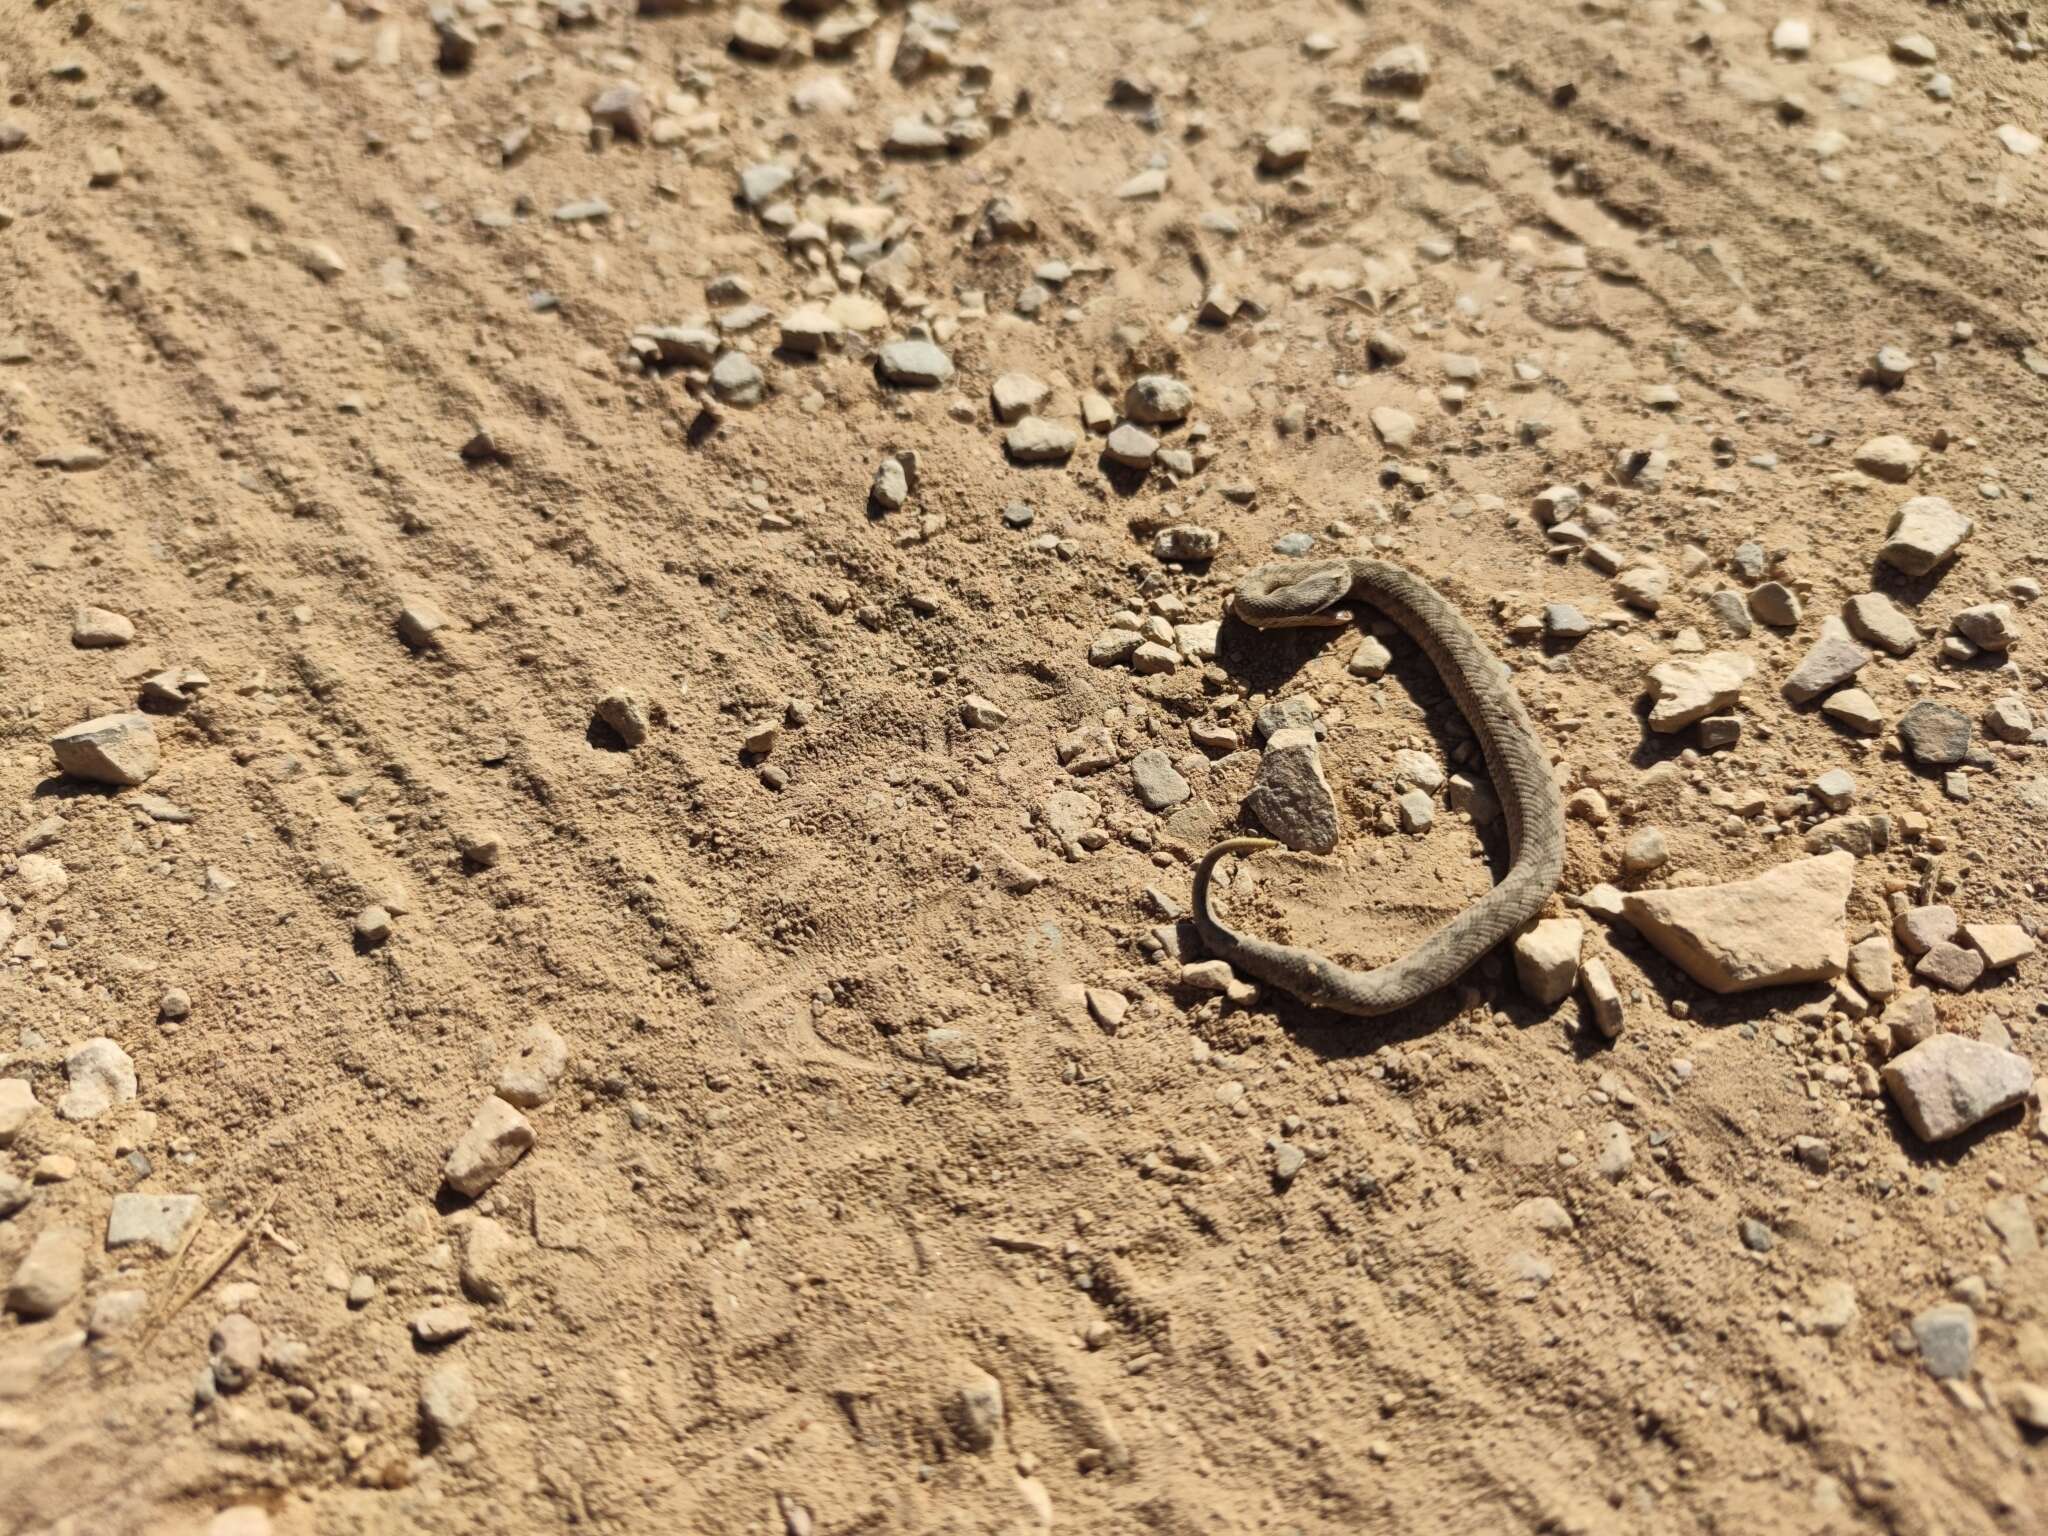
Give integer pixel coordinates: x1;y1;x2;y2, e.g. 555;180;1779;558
354;905;393;947
1772;17;1812;54
1883;1035;2033;1141
1739;1218;1774;1253
71;605;134;647
1811;769;1855;811
1748;582;1802;627
1897;701;1971;767
1822;688;1884;735
1847;935;1897;1000
1130;750;1191;812
1543;603;1591;641
949;1369;1005;1452
1984;695;2033;742
1645;652;1754;732
1369;407;1416;450
1852;434;1919;483
1782;622;1871;705
1915;942;1985;992
420;1362;478;1442
1366;43;1431;94
51;712;160;786
709;352;765;406
396;597;449;651
497;1023;569;1108
1259;128;1312;174
1105;424;1161;470
1622;828;1669;874
1349;636;1393;677
1891;33;1938;64
595;688;650;747
1963;922;2034;970
1124;375;1192;424
1843;592;1918;655
876;339;954;388
1596;1122;1633;1181
1396;789;1434;833
209;1314;263;1392
1881;497;1972;577
1581;958;1625;1037
1621;851;1852;993
1246;729;1340;853
1513;918;1583;1006
106;1193;203;1256
60;1038;136;1121
1006;417;1077;464
1910;1304;1976;1378
1996;124;2042;157
1953;603;2019;652
443;1097;535;1198
411;1304;473;1345
6;1228;85;1317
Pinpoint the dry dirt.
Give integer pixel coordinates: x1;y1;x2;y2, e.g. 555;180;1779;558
5;0;2048;1531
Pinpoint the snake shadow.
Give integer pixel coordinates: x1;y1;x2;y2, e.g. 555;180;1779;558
1202;611;1523;1054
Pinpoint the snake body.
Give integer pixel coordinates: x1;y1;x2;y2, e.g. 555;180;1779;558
1191;559;1565;1017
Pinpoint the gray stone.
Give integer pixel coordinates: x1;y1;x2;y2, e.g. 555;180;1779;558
948;1368;1005;1452
1245;728;1339;854
1910;1304;1976;1379
1739;1218;1774;1253
1843;593;1919;655
1543;603;1591;640
1395;789;1434;833
1916;941;1985;992
1366;42;1431;94
396;598;449;650
421;1362;478;1442
1882;989;1938;1055
210;1314;263;1392
709;351;764;406
1854;434;1921;482
875;339;954;388
1898;701;1971;767
1822;689;1884;735
1985;695;2034;742
411;1304;473;1344
1847;935;1897;1000
106;1193;203;1256
71;605;134;647
1005;416;1077;463
51;712;160;786
1881;497;1972;576
1596;1122;1633;1180
595;688;650;747
1130;750;1191;812
738;162;793;208
1782;621;1871;704
1748;581;1802;627
1882;1034;2034;1141
1104;423;1159;468
921;1029;980;1076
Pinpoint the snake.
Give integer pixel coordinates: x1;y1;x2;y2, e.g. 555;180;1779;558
1191;559;1565;1017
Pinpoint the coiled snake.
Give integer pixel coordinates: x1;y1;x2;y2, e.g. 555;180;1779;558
1192;559;1565;1017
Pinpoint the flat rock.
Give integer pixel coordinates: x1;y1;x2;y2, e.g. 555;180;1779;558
1911;1303;1976;1378
1130;749;1191;811
1898;700;1970;767
51;712;160;786
1881;497;1972;577
106;1193;203;1256
1916;941;1985;992
1645;652;1755;732
1853;434;1920;482
991;372;1049;423
1005;416;1076;464
1621;851;1853;992
1245;728;1339;853
1782;619;1871;704
1369;406;1416;450
1843;592;1919;655
875;339;954;388
443;1097;535;1198
1963;922;2035;970
60;1037;136;1121
71;605;134;647
1822;688;1884;735
1882;1034;2033;1141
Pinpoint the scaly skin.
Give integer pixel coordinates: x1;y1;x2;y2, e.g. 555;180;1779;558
1192;559;1565;1017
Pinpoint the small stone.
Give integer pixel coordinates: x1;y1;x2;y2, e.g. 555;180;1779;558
1125;376;1192;425
1811;769;1856;810
209;1314;263;1392
1542;603;1591;641
1739;1218;1774;1253
1822;689;1884;736
1852;435;1920;483
1581;958;1624;1037
1782;622;1871;704
990;373;1049;424
1085;989;1129;1033
1395;789;1434;833
1916;941;1985;992
106;1193;203;1256
0;1079;35;1146
2005;1384;2048;1432
876;339;954;388
1843;592;1918;655
1369;406;1416;450
1953;603;2020;652
1130;750;1191;812
1847;935;1897;1000
1881;497;1972;577
1772;17;1812;54
1871;345;1915;386
1246;728;1340;854
496;1023;569;1108
1271;1141;1307;1188
1349;636;1393;678
1883;988;1939;1055
948;1369;1005;1452
1792;1136;1831;1174
1911;1304;1976;1379
6;1228;85;1317
443;1098;535;1198
729;6;791;58
1621;852;1852;993
300;242;347;281
396;597;449;651
1645;652;1755;732
1622;828;1669;874
411;1304;473;1345
777;306;841;355
1514;919;1583;1006
1596;1122;1633;1181
1883;1035;2033;1141
420;1363;478;1442
354;906;393;947
1006;417;1077;464
458;1216;515;1304
89;1289;149;1339
51;712;160;786
710;352;765;406
589;82;650;141
1105;423;1160;469
595;688;650;747
1366;43;1431;94
60;1038;136;1121
1748;582;1802;627
1984;695;2034;743
1614;565;1670;614
1897;701;1971;768
1997;123;2043;157
1963;922;2034;970
1891;33;1937;64
1259;127;1312;174
71;605;134;647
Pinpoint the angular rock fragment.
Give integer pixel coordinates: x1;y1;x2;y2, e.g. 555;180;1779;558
1621;852;1853;993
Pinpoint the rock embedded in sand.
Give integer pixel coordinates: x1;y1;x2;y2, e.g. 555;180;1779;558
51;711;159;786
1245;728;1340;854
1882;1034;2033;1141
443;1097;535;1197
1621;851;1853;992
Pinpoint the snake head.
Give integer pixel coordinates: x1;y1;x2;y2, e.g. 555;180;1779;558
1232;559;1356;629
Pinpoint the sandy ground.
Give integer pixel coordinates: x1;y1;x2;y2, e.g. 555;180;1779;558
4;0;2048;1531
